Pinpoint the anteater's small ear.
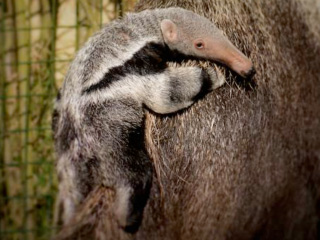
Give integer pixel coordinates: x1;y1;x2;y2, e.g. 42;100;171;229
160;19;178;43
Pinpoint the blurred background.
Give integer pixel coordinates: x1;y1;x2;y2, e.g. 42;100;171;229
0;0;135;239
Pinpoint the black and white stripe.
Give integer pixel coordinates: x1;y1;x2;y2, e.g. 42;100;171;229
82;41;209;95
83;42;169;94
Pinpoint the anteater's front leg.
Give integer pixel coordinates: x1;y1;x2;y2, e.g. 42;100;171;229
143;65;225;114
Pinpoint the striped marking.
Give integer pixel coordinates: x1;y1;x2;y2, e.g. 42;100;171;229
83;42;170;94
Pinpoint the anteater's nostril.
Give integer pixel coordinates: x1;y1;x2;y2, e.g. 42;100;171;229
244;67;256;79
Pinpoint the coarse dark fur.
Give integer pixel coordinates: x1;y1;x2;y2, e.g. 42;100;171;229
54;0;320;239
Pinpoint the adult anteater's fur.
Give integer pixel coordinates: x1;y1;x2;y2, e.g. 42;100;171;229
54;0;320;239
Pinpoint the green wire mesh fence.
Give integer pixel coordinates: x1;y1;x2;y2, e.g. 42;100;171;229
0;0;135;239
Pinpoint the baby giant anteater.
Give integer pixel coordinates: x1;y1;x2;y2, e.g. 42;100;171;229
52;7;254;233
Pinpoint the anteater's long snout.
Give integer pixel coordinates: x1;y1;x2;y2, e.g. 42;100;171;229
206;37;255;79
225;43;255;78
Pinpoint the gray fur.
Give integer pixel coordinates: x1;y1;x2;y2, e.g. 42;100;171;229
53;7;247;233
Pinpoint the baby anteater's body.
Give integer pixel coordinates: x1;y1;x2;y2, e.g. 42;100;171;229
53;7;253;232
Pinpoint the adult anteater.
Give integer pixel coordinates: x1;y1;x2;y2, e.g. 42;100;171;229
54;1;320;239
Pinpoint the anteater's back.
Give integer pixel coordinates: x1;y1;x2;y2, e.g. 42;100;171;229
135;1;320;240
54;1;320;239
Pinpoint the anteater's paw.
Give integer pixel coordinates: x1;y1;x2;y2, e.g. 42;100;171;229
196;61;226;90
206;65;226;90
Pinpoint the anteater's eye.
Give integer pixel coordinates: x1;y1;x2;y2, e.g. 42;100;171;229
195;41;204;49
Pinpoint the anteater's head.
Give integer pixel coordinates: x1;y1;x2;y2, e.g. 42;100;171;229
160;8;255;78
